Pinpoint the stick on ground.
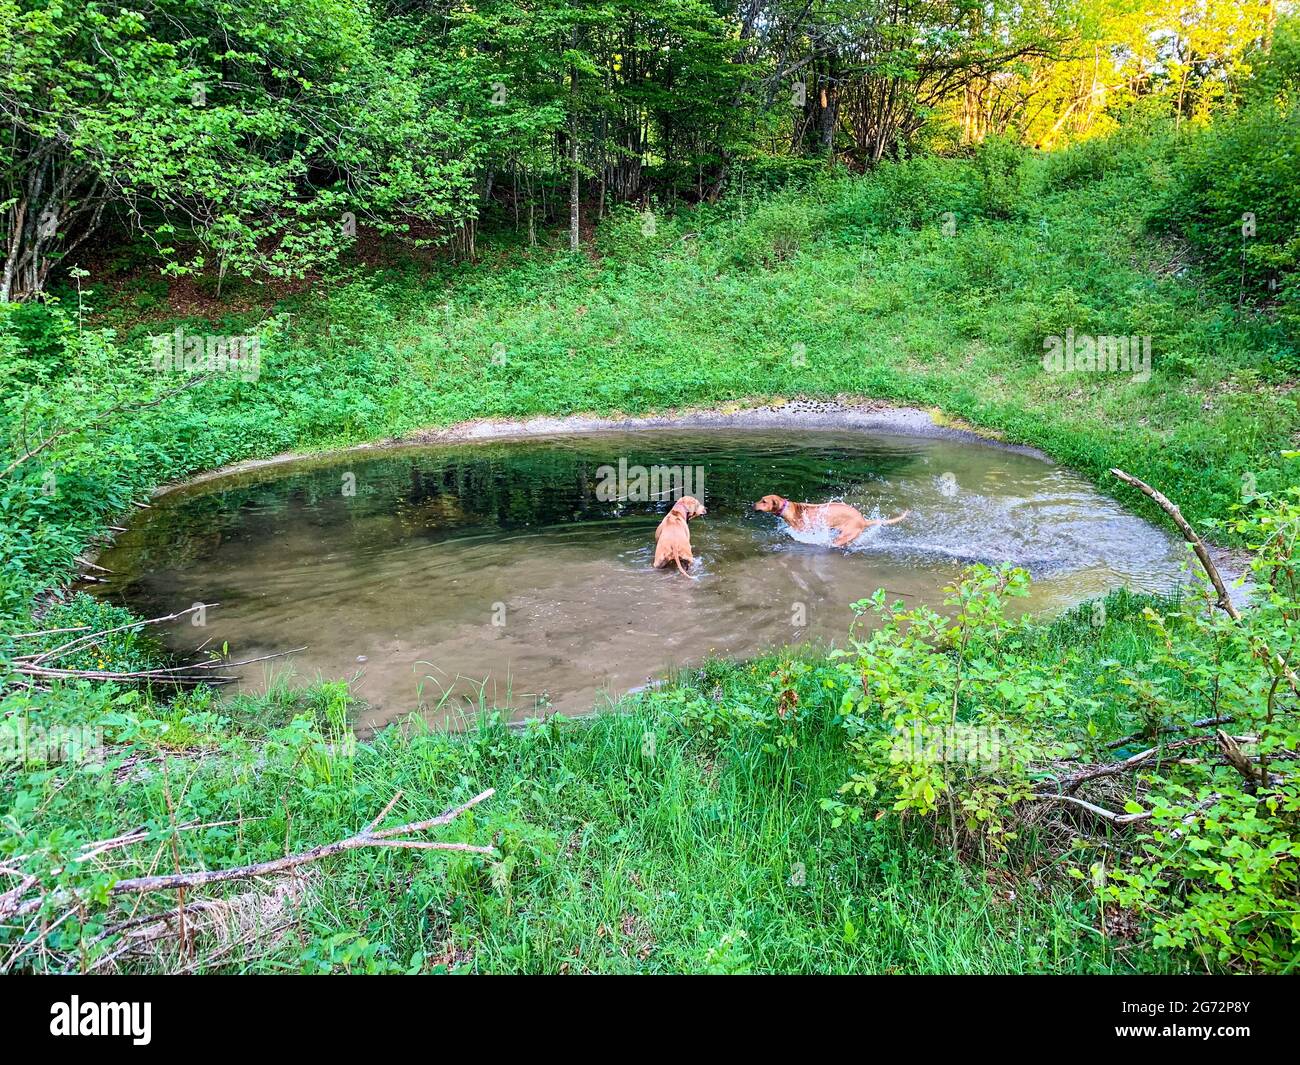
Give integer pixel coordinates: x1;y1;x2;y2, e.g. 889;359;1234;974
1;789;496;922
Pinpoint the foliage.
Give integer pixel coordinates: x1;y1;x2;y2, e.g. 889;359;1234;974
2;2;1291;299
6;593;162;674
0;0;487;299
817;492;1300;973
1152;19;1300;339
973;136;1029;220
827;567;1074;850
1103;491;1300;972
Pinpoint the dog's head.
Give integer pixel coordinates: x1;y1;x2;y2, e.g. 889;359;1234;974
674;496;707;519
754;494;786;513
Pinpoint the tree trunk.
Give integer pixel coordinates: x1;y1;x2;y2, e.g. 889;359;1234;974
569;119;580;253
569;41;580;254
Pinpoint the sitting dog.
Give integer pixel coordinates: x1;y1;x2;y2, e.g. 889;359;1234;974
654;496;707;578
754;494;909;548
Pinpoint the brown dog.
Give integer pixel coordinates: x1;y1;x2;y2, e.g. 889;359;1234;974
754;494;909;548
654;496;707;578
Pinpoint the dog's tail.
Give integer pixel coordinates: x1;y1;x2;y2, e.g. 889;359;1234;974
674;555;700;581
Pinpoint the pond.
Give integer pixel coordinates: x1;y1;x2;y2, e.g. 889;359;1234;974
92;428;1188;732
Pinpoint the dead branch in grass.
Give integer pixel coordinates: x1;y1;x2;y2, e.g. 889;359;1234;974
9;603;307;688
0;788;495;927
1029;732;1292;828
17;604;215;665
1111;467;1300;698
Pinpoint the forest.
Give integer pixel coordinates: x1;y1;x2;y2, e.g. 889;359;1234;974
1;0;1298;981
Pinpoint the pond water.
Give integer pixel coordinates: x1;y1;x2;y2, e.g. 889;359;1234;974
92;428;1188;732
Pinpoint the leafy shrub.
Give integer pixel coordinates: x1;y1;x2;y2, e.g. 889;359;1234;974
1151;23;1300;335
1038;137;1124;192
824;156;975;232
1101;490;1300;972
15;593;162;674
973;136;1029;220
824;566;1075;849
820;489;1300;972
1034;124;1174;195
711;196;824;269
592;202;691;264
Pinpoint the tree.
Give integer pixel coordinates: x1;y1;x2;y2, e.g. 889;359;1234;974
0;0;485;301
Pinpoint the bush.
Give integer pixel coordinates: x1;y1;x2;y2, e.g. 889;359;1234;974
824;566;1075;850
821;491;1300;972
973;135;1029;220
814;157;977;237
1102;490;1300;972
1151;22;1300;335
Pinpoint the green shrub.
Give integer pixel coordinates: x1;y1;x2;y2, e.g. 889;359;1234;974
824;156;975;232
973;135;1029;220
1102;490;1300;972
1151;23;1300;336
824;566;1075;849
821;492;1300;972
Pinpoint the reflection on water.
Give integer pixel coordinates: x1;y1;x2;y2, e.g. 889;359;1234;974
93;430;1188;731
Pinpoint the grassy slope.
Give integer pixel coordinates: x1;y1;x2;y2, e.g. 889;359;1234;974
134;141;1298;517
2;135;1295;973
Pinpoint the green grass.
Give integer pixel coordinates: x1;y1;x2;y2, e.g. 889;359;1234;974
4;607;1197;974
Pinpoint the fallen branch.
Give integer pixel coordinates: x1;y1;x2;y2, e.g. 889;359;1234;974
1031;791;1225;837
19;604;217;665
15;646;305;687
1;789;495;923
1110;469;1236;613
8;625;90;640
1105;715;1235;751
1045;733;1243;793
1029;792;1151;825
1110;468;1300;700
1215;729;1284;789
11;605;305;687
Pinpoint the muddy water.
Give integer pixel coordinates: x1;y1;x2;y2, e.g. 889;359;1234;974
93;429;1187;731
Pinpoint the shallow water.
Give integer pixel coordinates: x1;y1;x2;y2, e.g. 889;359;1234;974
93;429;1188;731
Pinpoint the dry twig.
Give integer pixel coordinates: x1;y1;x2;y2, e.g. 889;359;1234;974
0;789;495;924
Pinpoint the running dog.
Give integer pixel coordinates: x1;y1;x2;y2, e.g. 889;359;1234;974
754;495;909;548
